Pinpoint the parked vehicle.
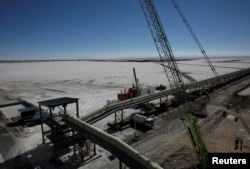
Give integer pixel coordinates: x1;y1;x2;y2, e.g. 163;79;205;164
130;113;154;129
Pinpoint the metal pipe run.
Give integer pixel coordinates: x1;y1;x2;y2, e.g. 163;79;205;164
63;115;163;169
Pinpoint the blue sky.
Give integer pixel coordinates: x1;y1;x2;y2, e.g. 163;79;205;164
0;0;250;60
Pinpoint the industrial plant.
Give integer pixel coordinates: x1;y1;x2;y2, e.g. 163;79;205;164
0;0;250;169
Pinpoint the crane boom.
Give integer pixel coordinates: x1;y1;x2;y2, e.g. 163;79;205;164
140;0;182;90
171;0;218;77
139;0;189;116
139;0;207;168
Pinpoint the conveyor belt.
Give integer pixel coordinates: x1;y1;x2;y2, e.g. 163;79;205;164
83;68;250;124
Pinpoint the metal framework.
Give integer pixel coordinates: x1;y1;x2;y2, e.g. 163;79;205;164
115;109;124;124
139;0;207;168
38;97;96;161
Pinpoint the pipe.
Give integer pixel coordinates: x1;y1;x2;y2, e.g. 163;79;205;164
63;115;163;169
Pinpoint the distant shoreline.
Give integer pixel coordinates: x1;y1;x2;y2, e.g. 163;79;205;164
0;58;190;63
0;56;249;63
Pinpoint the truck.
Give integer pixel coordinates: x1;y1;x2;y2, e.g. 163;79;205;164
130;113;154;129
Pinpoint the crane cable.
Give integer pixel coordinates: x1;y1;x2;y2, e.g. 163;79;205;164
171;0;219;77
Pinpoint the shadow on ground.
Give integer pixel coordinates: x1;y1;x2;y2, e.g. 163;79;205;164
0;145;84;169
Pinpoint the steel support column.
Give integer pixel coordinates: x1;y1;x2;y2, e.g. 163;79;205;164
114;110;124;124
39;104;45;144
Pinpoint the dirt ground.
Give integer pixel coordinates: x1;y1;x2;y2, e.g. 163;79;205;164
148;76;250;168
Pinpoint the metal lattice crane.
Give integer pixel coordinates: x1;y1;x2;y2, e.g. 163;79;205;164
171;0;218;77
139;0;208;168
